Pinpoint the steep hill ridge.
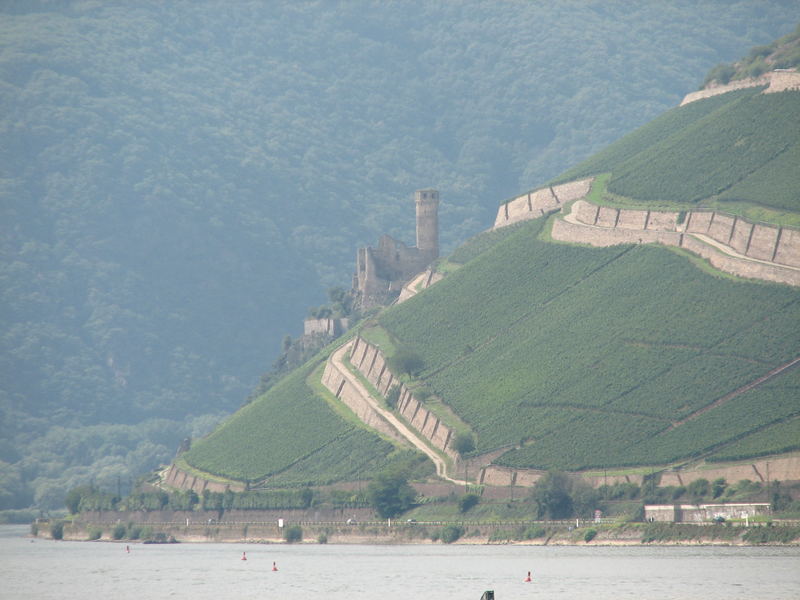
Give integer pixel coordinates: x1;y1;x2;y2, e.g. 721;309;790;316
173;70;800;496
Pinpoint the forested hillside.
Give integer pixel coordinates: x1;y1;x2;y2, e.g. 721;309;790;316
2;0;798;509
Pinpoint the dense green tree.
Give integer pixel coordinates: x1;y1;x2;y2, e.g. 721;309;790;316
531;471;574;519
366;472;416;518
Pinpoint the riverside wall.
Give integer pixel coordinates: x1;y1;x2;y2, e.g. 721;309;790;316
552;200;800;286
347;337;459;461
493;177;593;229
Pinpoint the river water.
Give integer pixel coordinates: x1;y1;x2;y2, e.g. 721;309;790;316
1;525;798;599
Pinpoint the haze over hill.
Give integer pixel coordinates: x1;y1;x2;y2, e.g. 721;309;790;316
178;43;800;498
2;1;799;509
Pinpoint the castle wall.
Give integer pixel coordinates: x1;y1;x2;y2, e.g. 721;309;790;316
304;317;349;337
415;189;439;259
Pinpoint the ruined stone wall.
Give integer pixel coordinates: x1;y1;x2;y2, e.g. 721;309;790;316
679;70;799;106
303;317;349;337
493;177;593;229
348;337;458;460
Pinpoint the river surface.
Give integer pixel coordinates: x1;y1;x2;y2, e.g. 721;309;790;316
1;525;799;599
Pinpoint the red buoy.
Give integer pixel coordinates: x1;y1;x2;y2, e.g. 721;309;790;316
524;571;532;583
125;545;130;553
241;552;247;561
272;561;278;572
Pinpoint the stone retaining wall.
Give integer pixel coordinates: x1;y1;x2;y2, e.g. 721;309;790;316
163;464;246;493
555;200;800;286
679;70;800;106
321;356;407;446
493;177;593;229
397;267;444;303
348;337;459;461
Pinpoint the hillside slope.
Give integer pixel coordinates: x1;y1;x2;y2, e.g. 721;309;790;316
9;1;799;509
181;83;800;490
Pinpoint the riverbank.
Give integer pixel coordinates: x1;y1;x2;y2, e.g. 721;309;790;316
33;514;800;546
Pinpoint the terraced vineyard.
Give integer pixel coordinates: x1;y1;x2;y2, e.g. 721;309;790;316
553;87;800;213
182;360;421;484
174;81;800;487
378;218;800;469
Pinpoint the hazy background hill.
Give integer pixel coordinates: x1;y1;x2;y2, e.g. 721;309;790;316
2;0;798;509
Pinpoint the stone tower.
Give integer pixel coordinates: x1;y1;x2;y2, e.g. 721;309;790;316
415;189;439;261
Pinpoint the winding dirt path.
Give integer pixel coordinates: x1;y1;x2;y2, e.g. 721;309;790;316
330;341;467;485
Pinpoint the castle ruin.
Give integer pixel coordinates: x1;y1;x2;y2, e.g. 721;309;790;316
353;189;439;308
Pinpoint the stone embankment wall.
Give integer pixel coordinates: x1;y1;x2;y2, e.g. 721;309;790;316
659;453;800;488
163;464;246;494
345;336;459;461
321;355;408;446
680;69;800;106
493;177;594;229
552;200;800;286
397;267;444;303
478;452;800;490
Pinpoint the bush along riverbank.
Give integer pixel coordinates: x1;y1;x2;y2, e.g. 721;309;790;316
31;513;800;546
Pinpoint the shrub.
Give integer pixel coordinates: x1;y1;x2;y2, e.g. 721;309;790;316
523;525;547;539
687;478;709;501
711;478;727;499
458;493;480;513
87;527;103;541
385;385;401;408
452;433;476;456
128;525;142;540
50;521;64;540
112;524;127;540
283;525;303;543
366;472;416;518
30;522;38;536
440;525;463;544
387;349;425;377
317;532;328;544
584;528;597;543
